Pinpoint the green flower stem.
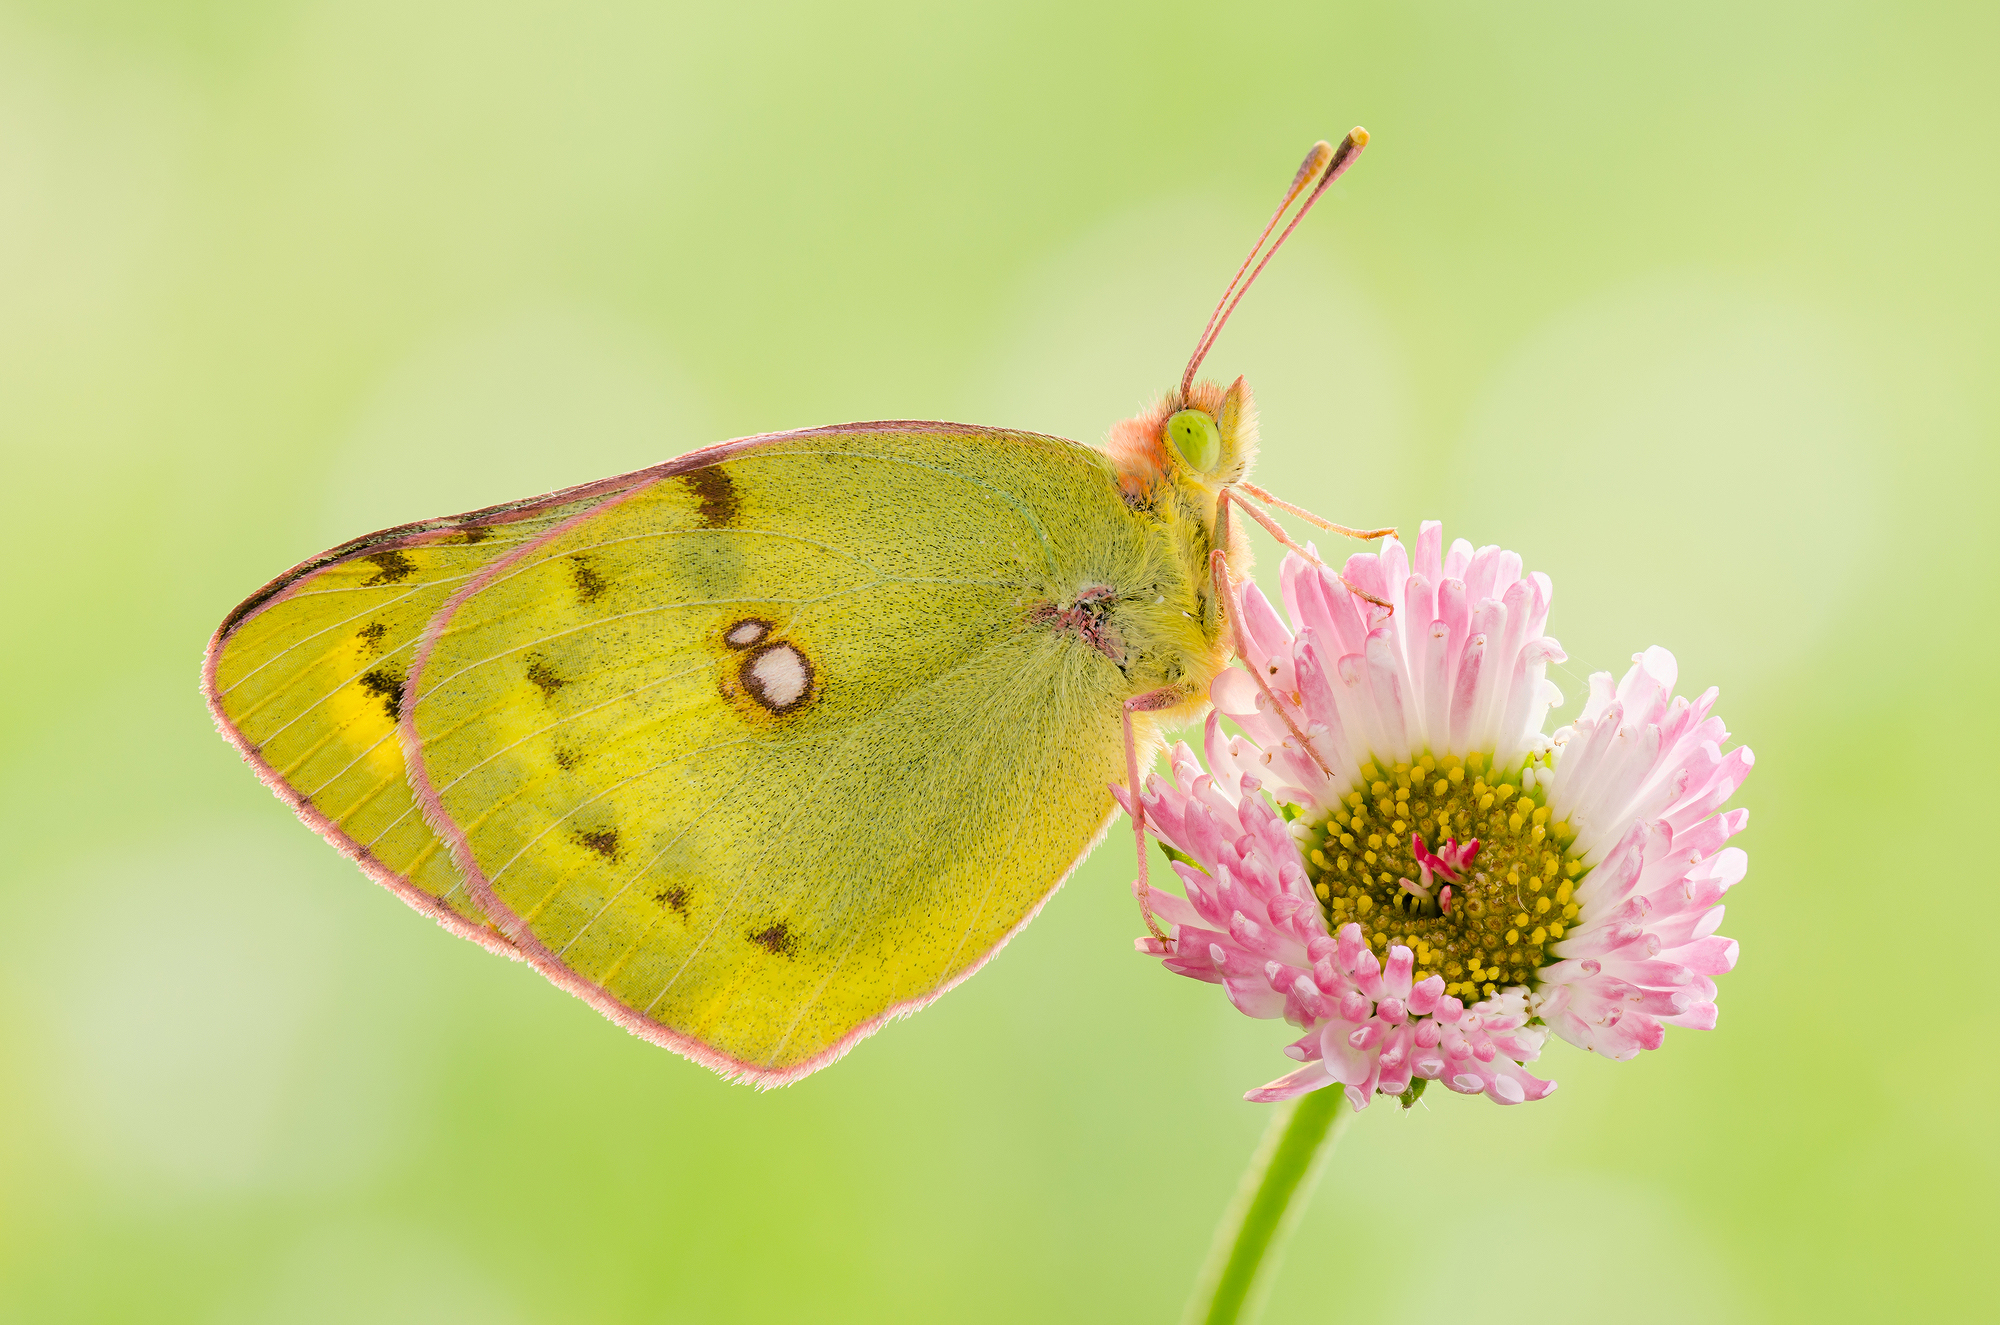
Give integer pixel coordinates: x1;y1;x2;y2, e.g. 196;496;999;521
1181;1087;1353;1325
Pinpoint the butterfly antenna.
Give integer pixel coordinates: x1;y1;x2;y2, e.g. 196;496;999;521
1179;127;1370;402
1180;139;1332;399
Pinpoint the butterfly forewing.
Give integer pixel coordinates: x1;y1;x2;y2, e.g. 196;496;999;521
204;482;656;945
404;425;1144;1080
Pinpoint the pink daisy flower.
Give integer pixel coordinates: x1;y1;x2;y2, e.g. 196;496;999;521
1118;521;1752;1109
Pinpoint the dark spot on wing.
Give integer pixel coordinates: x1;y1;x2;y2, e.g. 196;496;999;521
569;555;608;602
525;655;566;699
748;921;795;956
682;465;740;528
356;621;388;655
457;524;492;544
358;667;405;722
574;828;620;862
552;743;580;771
656;886;689;916
362;550;416;586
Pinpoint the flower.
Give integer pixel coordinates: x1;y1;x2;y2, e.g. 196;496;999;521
1118;522;1752;1108
1124;740;1556;1107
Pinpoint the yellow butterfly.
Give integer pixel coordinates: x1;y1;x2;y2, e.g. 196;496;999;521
205;130;1386;1085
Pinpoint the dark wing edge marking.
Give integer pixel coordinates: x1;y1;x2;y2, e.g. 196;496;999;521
216;419;1085;640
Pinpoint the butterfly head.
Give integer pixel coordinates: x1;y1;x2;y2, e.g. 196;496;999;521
1105;129;1367;505
1106;376;1258;501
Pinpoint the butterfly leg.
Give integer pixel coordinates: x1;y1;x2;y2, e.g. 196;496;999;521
1238;479;1395;544
1206;543;1332;783
1217;486;1395;615
1123;685;1186;951
1208;488;1364;782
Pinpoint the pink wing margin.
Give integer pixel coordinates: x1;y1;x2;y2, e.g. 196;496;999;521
212;420;1108;1086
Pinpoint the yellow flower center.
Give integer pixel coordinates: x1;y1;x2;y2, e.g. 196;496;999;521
1299;751;1586;1002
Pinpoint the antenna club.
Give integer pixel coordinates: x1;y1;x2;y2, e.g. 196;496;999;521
1179;130;1373;394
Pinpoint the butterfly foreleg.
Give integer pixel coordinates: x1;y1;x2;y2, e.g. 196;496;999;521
1236;479;1395;545
1123;684;1187;951
1205;543;1334;786
1217;486;1395;616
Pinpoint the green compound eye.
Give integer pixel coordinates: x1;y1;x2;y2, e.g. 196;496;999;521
1165;408;1221;473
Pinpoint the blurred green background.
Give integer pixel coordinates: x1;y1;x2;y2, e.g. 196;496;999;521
2;2;1992;1321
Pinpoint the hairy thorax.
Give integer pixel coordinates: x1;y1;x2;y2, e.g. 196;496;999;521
1023;458;1246;717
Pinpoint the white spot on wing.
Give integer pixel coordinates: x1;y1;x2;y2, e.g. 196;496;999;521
748;644;809;709
726;620;768;648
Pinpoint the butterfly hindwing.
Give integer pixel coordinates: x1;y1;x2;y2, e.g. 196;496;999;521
403;424;1148;1080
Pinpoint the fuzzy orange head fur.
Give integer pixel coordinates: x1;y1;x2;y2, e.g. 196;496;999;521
1104;376;1259;501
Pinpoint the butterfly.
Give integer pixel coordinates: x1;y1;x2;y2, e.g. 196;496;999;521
204;129;1387;1086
